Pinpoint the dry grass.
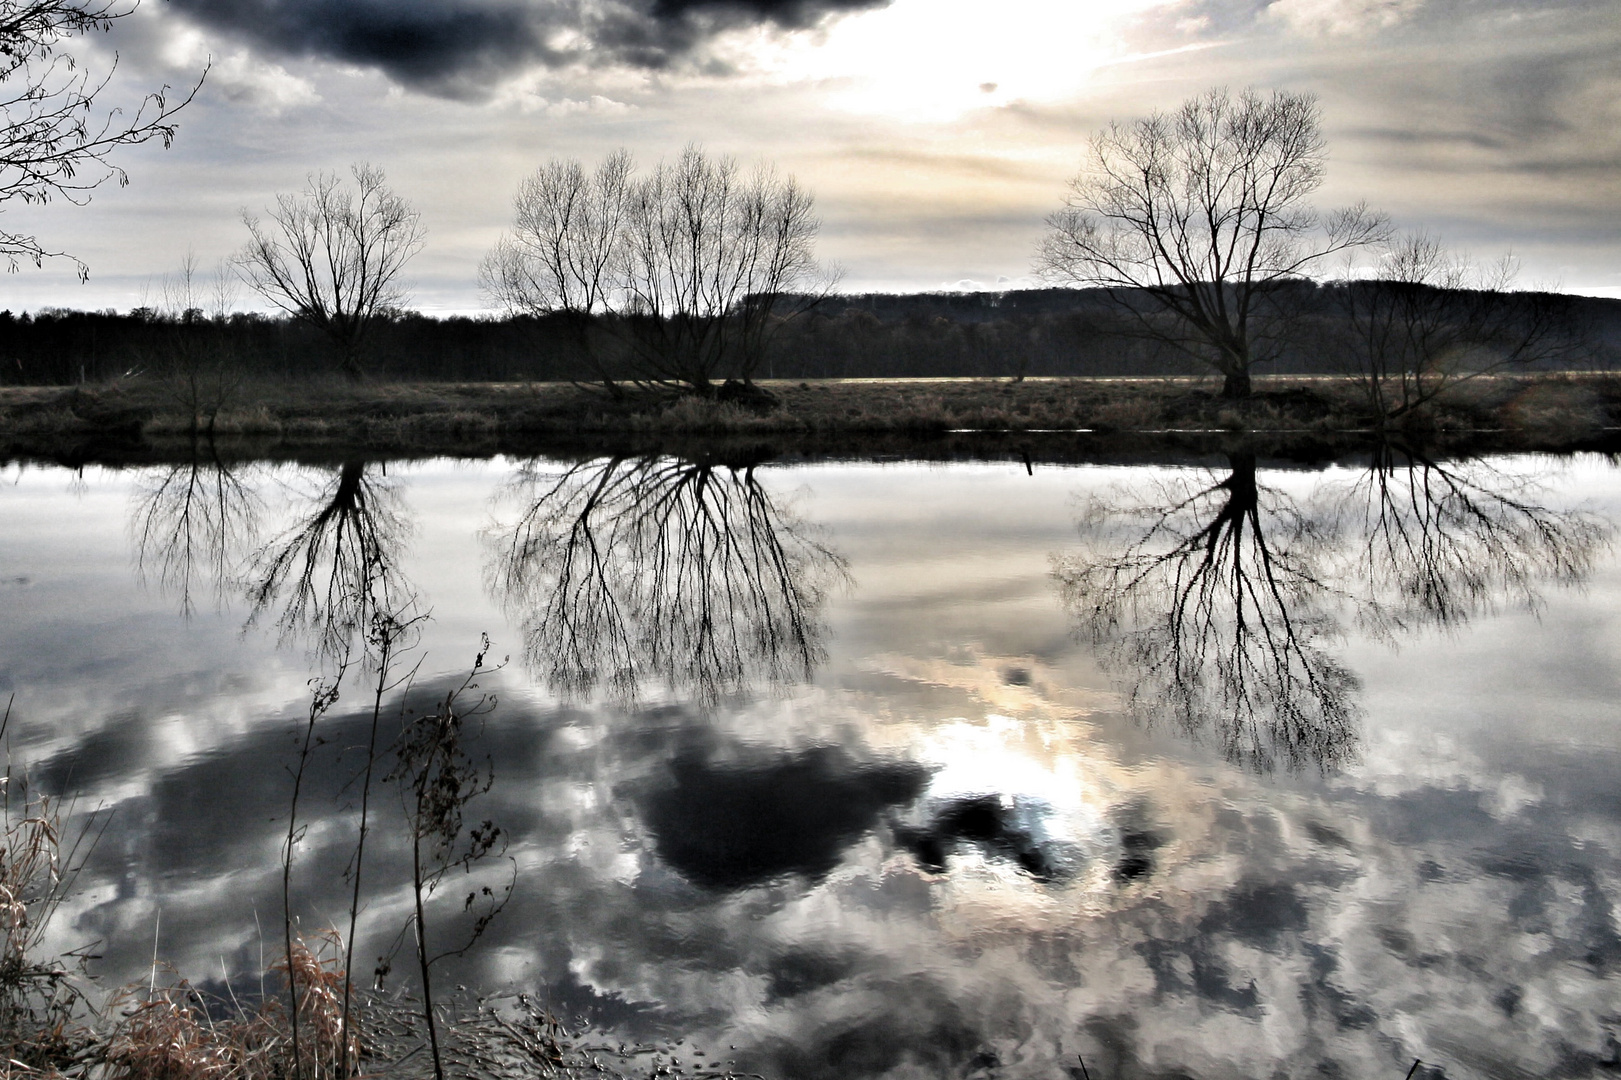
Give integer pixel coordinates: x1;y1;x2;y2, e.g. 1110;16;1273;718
0;764;106;1075
1088;396;1162;432
0;747;357;1080
144;406;285;439
4;372;1621;459
104;934;354;1080
357;990;763;1080
1503;378;1606;446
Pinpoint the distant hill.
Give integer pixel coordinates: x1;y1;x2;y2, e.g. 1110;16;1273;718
765;284;1621;379
812;286;1621;348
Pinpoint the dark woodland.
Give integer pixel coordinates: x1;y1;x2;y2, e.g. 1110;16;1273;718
4;285;1616;387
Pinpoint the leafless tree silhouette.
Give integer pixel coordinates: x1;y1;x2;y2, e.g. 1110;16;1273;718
1054;453;1360;772
146;251;242;436
239;164;425;381
1328;233;1585;422
479;150;633;389
1037;87;1387;398
484;454;848;704
0;0;203;277
482;145;832;393
244;460;417;665
129;447;260;616
384;638;512;1080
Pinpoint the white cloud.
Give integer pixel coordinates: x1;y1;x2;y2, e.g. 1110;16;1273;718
205;50;321;111
1264;0;1426;36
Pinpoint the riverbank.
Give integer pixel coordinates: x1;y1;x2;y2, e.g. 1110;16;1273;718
2;373;1617;463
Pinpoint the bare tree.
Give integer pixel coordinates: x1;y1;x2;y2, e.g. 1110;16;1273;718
1037;87;1388;398
0;0;203;278
484;452;848;704
481;150;633;321
384;642;512;1080
150;250;239;433
158;247;202;319
482;145;832;393
239;164;425;380
621;147;827;391
1329;233;1585;422
208;254;238;321
480;150;634;390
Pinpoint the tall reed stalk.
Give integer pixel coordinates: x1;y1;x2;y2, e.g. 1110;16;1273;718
386;637;512;1080
283;674;345;1080
339;611;423;1076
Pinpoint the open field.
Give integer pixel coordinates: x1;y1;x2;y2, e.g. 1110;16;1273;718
3;373;1620;462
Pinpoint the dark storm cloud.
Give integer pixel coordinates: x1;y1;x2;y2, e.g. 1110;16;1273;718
167;0;551;91
649;0;883;23
164;0;891;96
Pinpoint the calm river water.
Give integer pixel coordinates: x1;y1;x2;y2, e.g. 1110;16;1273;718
2;448;1619;1078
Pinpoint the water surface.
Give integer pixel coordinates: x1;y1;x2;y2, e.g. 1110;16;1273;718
1;449;1618;1078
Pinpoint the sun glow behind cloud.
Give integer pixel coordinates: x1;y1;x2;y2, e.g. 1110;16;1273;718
753;0;1175;121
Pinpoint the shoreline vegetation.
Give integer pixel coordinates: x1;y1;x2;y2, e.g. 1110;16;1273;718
4;373;1621;465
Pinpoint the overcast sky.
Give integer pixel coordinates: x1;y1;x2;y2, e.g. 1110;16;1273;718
2;0;1617;313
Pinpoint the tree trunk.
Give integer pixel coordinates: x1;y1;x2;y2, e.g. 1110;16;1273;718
1221;369;1252;399
341;349;366;382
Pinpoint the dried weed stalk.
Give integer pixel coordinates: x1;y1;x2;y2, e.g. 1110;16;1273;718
0;699;110;1073
382;637;514;1080
105;932;356;1080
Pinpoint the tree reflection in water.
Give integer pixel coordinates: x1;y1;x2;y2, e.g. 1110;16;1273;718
130;446;261;616
485;454;848;703
1057;448;1610;772
1333;445;1608;636
244;460;418;664
1056;453;1358;772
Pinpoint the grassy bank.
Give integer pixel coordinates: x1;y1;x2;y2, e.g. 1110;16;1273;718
3;373;1618;462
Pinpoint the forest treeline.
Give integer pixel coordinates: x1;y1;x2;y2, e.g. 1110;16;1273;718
4;284;1617;386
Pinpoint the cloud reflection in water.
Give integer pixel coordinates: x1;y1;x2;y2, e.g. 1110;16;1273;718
5;453;1619;1078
